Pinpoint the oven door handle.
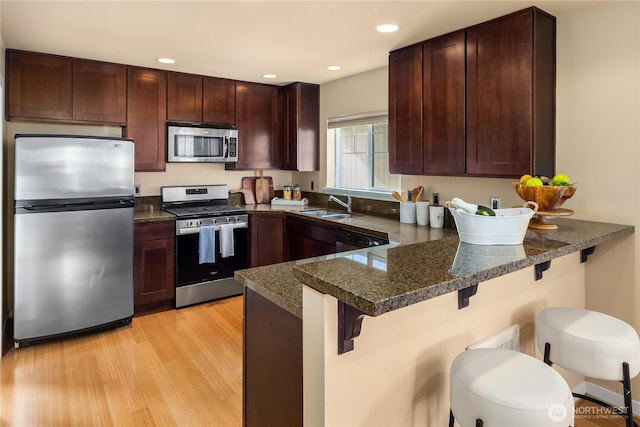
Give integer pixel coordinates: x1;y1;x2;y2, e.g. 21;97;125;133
176;222;248;236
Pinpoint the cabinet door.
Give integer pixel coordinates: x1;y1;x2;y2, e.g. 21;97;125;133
423;32;466;175
134;222;175;308
203;76;236;125
466;9;554;177
279;83;320;171
388;45;423;175
244;287;302;427
125;67;167;172
249;214;285;267
234;82;280;169
306;239;336;258
6;50;72;121
167;72;203;123
72;60;127;124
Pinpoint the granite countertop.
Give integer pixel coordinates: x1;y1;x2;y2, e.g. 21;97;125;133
134;208;175;223
242;202;454;244
236;216;634;318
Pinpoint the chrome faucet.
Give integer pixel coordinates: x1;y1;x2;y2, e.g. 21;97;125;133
329;195;352;213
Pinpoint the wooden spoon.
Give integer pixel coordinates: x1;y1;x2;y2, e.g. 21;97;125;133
411;186;424;202
392;191;406;203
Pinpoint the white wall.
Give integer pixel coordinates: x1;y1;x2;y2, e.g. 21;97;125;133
555;0;640;393
315;0;640;396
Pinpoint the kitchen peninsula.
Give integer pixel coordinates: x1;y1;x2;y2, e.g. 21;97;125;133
236;215;633;426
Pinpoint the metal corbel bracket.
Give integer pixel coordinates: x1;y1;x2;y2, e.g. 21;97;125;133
535;261;552;281
337;301;366;355
458;284;479;309
580;246;596;263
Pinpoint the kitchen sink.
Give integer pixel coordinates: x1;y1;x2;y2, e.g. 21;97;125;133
299;209;355;220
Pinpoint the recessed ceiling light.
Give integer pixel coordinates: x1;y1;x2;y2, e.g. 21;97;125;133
157;58;176;64
326;65;342;71
376;24;399;33
262;74;277;79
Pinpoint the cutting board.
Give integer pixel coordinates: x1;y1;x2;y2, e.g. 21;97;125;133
230;177;258;205
229;176;274;205
255;176;274;204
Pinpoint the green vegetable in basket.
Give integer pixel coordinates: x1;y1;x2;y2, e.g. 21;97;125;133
451;198;496;216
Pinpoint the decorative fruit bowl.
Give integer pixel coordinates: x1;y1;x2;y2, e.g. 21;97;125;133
512;182;577;230
512;182;577;211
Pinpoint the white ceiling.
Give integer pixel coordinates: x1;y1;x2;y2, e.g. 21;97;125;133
1;1;609;85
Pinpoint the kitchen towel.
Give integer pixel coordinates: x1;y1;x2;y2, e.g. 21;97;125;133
198;226;216;264
219;224;235;258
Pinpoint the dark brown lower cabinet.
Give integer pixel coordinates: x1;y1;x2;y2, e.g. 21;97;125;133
249;214;285;267
244;287;302;427
285;216;337;261
134;221;175;312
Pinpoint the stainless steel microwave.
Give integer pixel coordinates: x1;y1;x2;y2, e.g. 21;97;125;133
167;125;238;163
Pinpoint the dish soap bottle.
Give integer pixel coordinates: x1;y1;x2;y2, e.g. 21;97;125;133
452;197;496;216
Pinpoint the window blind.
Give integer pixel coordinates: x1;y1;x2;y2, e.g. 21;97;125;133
327;110;388;129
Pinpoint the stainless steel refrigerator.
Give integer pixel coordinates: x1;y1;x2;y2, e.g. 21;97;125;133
14;135;135;347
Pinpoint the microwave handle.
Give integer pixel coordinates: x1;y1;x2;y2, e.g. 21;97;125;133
223;136;229;159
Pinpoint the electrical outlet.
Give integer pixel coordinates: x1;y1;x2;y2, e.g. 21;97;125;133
135;184;142;196
490;196;500;210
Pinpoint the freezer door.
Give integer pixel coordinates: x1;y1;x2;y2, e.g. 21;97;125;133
15;135;134;200
14;207;134;342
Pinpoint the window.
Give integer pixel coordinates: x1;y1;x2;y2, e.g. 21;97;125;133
328;111;400;193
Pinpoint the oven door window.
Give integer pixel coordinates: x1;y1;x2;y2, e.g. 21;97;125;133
175;228;248;287
174;135;224;158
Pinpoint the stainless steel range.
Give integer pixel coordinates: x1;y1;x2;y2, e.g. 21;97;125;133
162;185;248;308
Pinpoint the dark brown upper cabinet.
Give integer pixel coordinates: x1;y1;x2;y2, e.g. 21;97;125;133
72;59;127;124
466;8;555;177
388;7;555;178
6;50;126;125
6;50;73;121
125;67;167;172
231;81;280;170
167;72;236;126
422;31;466;175
167;72;203;123
203;77;236;125
279;82;320;171
388;44;423;175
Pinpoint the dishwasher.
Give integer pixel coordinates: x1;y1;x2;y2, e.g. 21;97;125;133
335;228;390;252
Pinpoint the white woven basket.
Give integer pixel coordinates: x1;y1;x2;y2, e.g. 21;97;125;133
447;202;538;245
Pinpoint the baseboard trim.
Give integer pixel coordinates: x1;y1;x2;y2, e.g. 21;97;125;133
574;381;640;415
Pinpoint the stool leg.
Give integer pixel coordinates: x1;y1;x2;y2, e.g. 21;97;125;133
543;342;553;366
448;409;454;427
621;362;637;427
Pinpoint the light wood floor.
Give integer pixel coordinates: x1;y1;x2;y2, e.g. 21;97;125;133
1;295;638;426
0;296;243;426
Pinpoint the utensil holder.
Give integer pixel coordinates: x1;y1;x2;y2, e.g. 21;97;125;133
429;205;445;228
416;201;430;226
400;202;417;224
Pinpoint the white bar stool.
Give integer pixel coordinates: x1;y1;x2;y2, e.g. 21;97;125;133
537;307;640;427
449;348;575;426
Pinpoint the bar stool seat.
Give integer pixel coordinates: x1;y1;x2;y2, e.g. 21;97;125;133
537;307;640;380
537;307;640;427
450;348;574;426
